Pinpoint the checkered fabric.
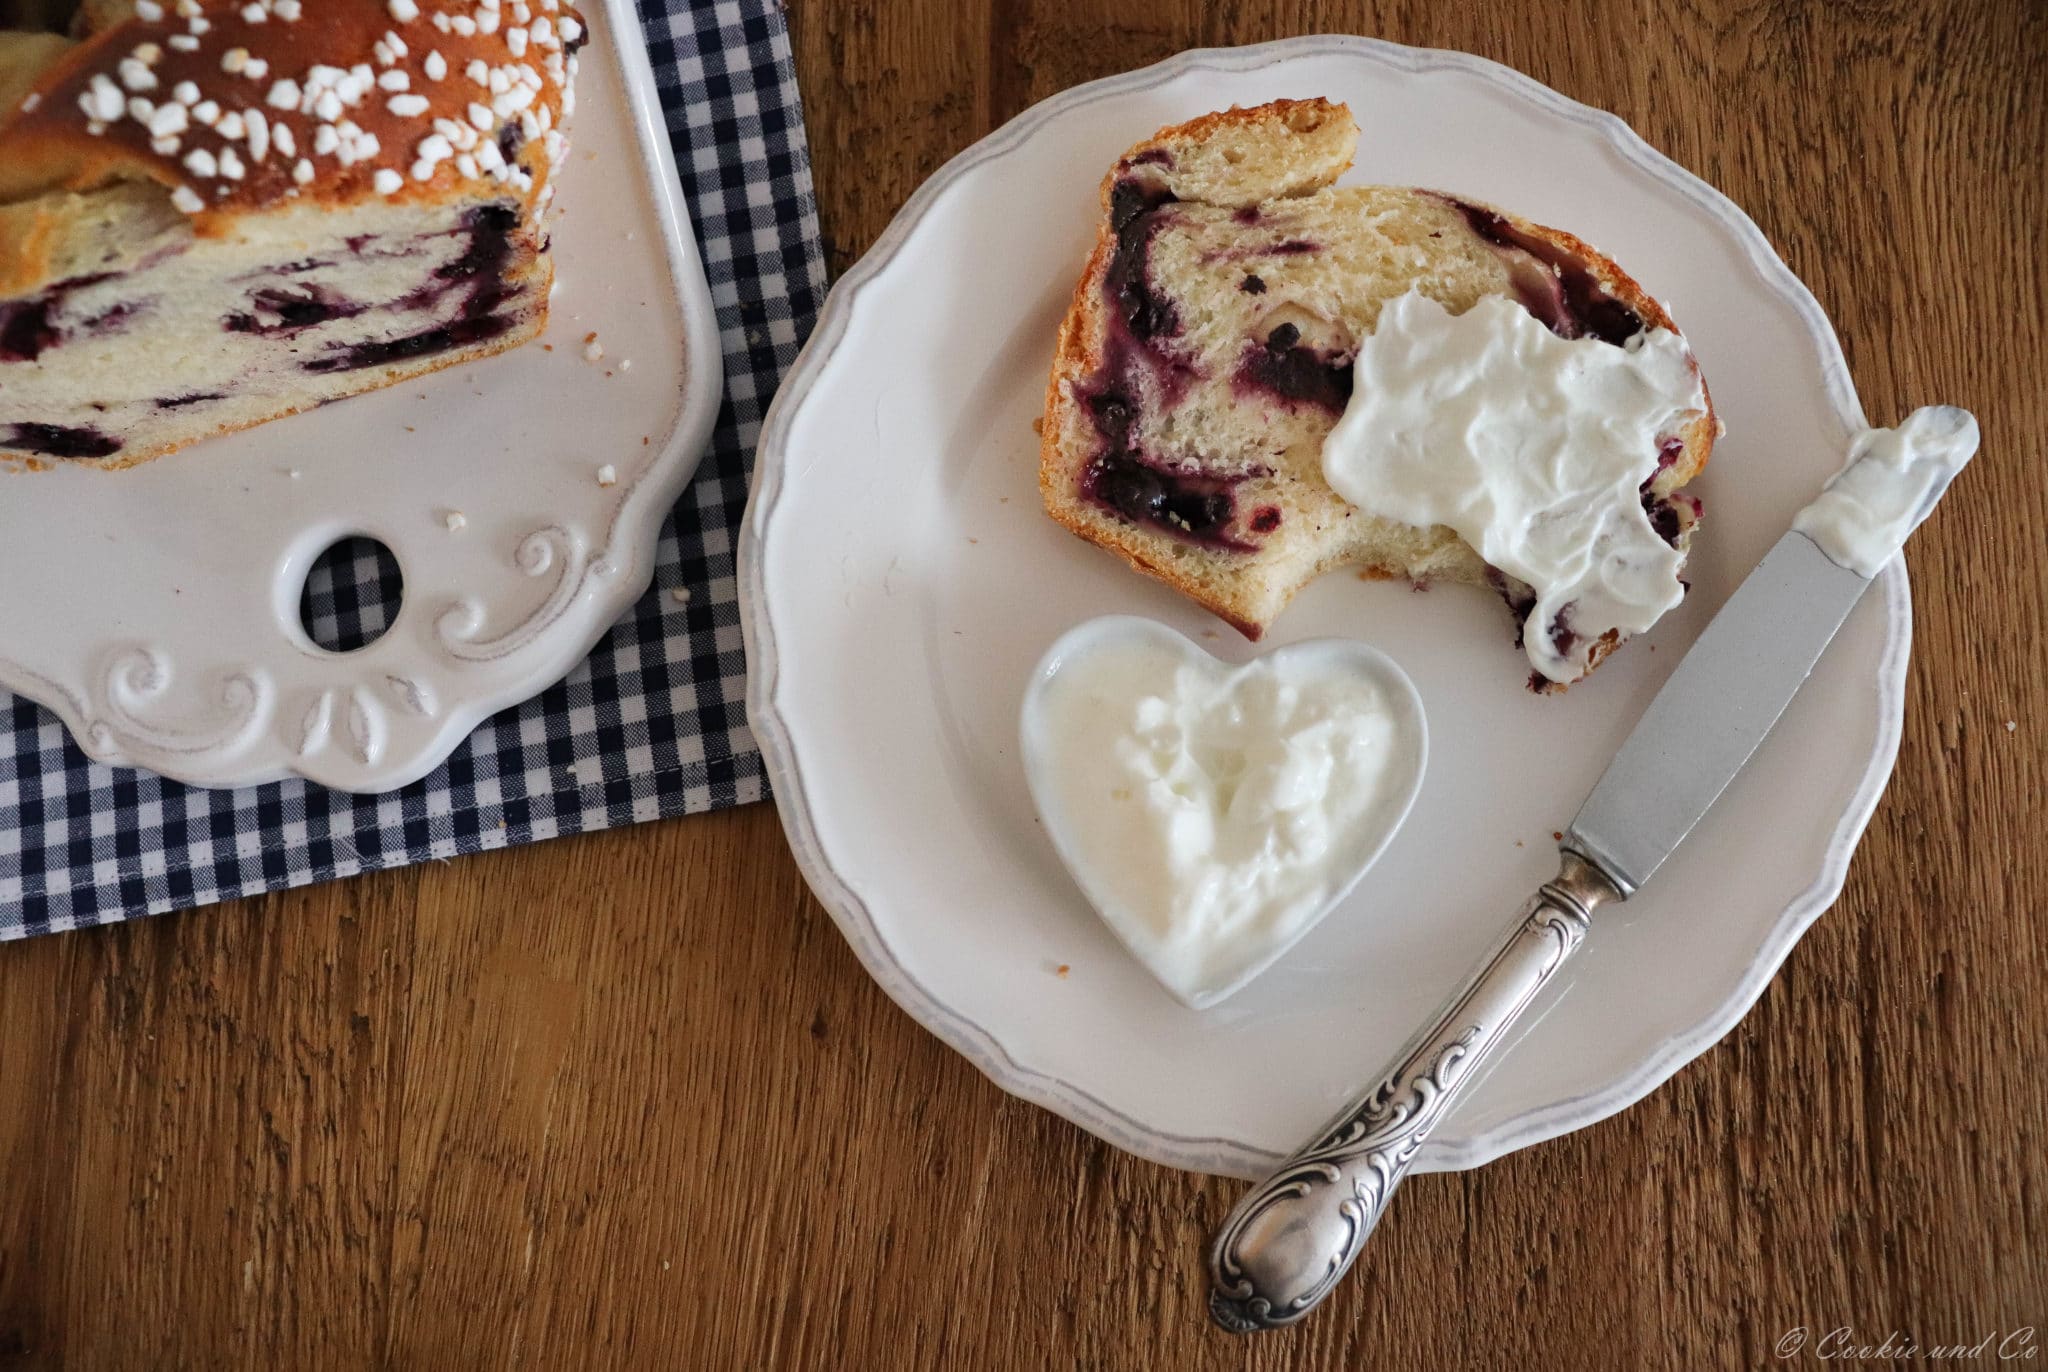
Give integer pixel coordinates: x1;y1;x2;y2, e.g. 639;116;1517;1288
0;0;824;937
299;537;405;653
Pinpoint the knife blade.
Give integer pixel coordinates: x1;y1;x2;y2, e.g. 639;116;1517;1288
1565;531;1873;895
1207;406;1979;1333
1570;403;1979;893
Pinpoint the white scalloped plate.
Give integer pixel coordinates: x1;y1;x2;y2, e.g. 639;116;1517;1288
0;0;721;793
743;37;1901;1178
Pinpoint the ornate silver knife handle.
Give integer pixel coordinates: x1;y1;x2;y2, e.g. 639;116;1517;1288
1207;850;1623;1332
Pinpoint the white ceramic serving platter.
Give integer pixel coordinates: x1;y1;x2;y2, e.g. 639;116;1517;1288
0;0;721;793
744;37;1899;1178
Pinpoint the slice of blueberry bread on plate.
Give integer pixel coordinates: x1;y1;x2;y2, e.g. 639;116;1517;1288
1038;98;1718;688
0;0;585;470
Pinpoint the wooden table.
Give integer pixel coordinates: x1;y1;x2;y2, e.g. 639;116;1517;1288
3;2;2043;1366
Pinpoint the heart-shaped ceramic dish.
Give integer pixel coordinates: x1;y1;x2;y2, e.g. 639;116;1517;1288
1019;616;1429;1009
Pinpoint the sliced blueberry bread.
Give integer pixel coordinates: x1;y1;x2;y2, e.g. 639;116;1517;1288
0;0;584;470
1038;99;1717;686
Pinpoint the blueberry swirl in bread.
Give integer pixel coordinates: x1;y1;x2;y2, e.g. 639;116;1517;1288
1039;99;1718;689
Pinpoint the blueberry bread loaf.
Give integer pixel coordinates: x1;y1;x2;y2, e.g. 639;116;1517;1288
1039;99;1717;687
0;0;583;469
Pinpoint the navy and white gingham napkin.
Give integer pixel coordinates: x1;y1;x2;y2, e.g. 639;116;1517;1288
0;0;824;937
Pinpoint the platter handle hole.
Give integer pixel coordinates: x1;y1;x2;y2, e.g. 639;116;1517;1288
298;536;404;653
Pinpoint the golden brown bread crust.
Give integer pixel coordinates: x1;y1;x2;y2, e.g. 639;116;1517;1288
0;0;581;232
1038;99;1717;657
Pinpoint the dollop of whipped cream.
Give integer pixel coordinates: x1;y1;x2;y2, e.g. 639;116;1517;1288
1025;627;1420;1007
1792;407;1980;577
1320;289;1708;684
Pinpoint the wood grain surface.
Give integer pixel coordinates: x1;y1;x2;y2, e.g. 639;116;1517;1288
3;1;2045;1366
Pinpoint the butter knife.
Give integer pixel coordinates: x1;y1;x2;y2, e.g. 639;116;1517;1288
1207;406;1980;1332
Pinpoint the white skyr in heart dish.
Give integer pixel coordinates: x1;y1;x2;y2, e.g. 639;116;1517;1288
1020;616;1427;1009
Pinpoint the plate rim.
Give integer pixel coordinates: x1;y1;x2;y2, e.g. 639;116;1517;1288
741;33;1909;1177
0;0;725;794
